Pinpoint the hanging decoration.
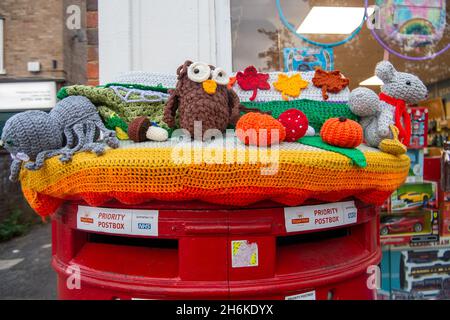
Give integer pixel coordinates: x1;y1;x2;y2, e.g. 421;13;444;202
275;0;367;48
367;0;449;60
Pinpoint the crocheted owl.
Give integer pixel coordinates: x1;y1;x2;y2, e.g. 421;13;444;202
163;60;241;140
349;61;428;151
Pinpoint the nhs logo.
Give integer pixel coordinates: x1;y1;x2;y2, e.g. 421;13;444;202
138;223;152;230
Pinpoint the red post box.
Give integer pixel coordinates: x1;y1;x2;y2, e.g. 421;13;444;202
52;199;380;300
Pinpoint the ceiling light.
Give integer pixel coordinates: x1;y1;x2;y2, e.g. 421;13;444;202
359;76;384;86
297;6;374;35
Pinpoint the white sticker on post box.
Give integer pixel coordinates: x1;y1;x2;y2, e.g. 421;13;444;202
284;201;357;233
231;240;258;268
285;290;316;300
77;205;158;236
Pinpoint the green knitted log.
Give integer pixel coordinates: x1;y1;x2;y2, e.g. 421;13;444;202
241;99;358;132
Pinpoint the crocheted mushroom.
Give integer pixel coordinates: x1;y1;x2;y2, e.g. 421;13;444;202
128;116;169;142
277;109;309;142
128;116;151;142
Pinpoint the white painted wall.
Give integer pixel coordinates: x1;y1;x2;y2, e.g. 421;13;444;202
98;0;232;84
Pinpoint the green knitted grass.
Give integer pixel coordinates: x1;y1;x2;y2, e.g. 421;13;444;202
241;99;358;132
300;136;367;168
57;85;169;132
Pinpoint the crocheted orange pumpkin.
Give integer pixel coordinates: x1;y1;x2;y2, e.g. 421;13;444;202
236;112;286;146
320;117;363;148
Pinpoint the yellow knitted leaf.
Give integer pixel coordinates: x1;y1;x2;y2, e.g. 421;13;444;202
273;73;309;101
115;127;129;140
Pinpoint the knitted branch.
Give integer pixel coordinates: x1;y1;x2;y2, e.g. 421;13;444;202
110;86;170;103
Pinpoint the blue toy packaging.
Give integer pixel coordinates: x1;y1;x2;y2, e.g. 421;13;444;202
283;47;334;72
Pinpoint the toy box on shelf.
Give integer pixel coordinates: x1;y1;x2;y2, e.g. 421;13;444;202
408;107;428;149
380;209;439;245
440;192;450;239
390;181;438;212
406;149;424;183
380;246;450;300
380;181;439;246
381;181;437;216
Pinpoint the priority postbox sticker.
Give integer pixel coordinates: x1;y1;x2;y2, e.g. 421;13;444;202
284;201;357;233
76;205;158;236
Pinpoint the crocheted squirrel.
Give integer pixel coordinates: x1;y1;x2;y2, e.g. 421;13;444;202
163;60;241;139
349;61;428;152
1;96;119;182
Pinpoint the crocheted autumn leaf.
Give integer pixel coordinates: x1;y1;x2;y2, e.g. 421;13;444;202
312;68;349;100
236;66;270;101
273;73;309;101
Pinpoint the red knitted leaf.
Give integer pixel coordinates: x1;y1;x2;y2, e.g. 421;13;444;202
236;66;270;101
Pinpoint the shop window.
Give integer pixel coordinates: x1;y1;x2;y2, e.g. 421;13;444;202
230;0;312;72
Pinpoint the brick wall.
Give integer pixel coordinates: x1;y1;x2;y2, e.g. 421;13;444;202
62;0;98;86
0;0;64;80
63;0;87;85
86;0;98;86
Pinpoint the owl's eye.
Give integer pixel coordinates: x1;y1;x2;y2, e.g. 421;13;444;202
187;62;211;82
6;140;13;146
212;68;229;85
406;81;411;86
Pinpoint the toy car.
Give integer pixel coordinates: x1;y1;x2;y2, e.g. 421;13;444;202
398;192;430;203
380;215;425;235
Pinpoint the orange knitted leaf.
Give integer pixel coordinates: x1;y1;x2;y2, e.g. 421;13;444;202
236;112;286;146
312;68;349;100
320;117;363;148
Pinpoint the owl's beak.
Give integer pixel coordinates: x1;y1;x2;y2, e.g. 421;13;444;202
0;140;3;148
202;79;217;95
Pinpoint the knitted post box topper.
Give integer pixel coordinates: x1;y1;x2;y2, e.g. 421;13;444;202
349;61;428;151
1;96;119;182
163;60;242;140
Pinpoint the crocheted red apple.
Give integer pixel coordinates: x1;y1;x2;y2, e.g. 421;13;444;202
277;109;309;142
235;66;270;101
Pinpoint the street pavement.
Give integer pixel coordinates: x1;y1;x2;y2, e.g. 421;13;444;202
0;223;56;300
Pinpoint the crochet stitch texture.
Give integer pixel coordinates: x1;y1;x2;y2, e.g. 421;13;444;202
241;99;358;132
19;138;410;217
58;85;169;131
